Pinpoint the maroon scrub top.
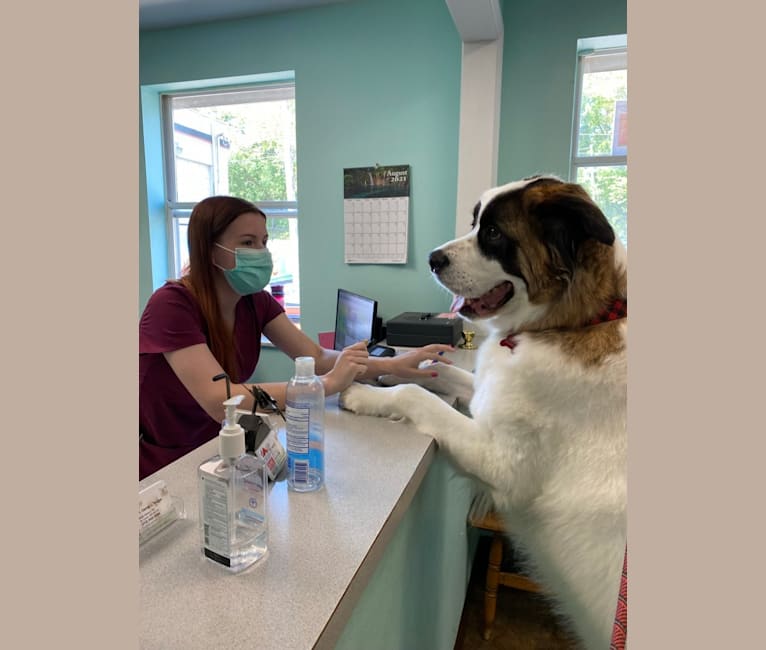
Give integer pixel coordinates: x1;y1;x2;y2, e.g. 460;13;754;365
139;281;284;479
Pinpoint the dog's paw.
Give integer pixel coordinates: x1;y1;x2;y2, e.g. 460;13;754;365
339;383;392;418
340;382;425;421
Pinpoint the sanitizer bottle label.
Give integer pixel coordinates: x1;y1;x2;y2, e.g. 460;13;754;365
199;470;232;565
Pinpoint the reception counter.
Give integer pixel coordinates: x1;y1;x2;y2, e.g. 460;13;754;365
139;348;478;649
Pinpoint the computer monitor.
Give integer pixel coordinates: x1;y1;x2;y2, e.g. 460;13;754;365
334;289;378;351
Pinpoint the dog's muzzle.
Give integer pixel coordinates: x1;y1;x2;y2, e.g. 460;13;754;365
429;249;449;275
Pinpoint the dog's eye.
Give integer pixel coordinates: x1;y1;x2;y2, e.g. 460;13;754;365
485;225;502;241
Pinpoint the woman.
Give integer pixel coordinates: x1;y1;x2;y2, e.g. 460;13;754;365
139;196;452;479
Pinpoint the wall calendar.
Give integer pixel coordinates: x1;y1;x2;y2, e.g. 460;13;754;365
343;164;410;264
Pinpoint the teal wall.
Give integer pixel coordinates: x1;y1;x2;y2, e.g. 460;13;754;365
139;0;626;383
139;0;462;382
498;0;627;182
335;451;478;650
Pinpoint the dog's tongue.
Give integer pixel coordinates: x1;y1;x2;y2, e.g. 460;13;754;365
463;282;512;316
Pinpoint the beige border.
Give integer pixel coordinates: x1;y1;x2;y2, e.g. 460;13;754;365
14;0;758;646
630;1;763;647
5;2;136;647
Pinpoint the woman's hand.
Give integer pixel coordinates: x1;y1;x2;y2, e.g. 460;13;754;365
383;344;455;380
321;341;369;395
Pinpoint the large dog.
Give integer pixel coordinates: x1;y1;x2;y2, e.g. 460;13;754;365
340;175;627;649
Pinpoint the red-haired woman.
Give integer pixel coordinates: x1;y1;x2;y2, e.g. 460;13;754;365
139;196;450;479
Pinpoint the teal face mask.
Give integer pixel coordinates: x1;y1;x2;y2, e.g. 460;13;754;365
214;244;273;296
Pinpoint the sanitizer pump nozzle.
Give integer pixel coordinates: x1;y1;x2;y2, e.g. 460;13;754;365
219;394;245;460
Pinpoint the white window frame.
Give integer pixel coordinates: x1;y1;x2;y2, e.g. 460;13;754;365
160;83;298;280
570;45;627;178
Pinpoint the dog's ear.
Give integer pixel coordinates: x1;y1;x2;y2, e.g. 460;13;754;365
530;183;615;273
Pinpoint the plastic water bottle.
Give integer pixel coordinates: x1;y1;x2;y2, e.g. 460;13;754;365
285;356;325;492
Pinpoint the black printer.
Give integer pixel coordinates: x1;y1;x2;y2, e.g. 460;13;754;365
385;312;463;347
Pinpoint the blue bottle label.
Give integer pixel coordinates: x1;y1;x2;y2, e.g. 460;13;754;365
285;402;323;486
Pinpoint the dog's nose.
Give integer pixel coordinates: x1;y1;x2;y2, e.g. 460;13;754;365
429;250;450;274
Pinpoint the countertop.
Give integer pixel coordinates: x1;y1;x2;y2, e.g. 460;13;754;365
140;396;438;649
139;344;478;649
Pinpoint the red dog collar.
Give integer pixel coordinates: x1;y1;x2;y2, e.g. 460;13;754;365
590;298;627;325
500;298;627;352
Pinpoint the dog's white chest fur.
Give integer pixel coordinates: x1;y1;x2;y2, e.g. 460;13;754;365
471;330;626;511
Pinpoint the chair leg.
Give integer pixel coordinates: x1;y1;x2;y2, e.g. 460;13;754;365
483;533;503;641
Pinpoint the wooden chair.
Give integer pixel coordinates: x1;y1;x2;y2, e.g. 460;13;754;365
468;506;542;641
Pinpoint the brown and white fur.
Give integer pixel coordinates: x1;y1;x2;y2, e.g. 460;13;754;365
340;175;627;649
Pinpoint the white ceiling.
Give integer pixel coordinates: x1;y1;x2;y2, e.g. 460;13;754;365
139;0;504;39
445;0;503;42
139;0;351;31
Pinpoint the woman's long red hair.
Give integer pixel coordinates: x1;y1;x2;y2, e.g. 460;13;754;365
179;196;266;380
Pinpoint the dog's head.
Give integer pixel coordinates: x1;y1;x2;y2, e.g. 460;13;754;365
429;175;627;334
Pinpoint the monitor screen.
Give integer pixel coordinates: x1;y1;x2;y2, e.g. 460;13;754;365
334;289;378;351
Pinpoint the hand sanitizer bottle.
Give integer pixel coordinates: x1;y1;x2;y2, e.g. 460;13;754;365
198;395;268;571
286;356;325;492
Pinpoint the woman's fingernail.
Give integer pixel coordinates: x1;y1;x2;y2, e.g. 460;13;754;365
431;372;438;378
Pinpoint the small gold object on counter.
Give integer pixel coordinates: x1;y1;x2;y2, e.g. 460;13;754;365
459;330;477;350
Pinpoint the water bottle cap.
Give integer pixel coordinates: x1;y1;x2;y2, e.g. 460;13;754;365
295;356;315;377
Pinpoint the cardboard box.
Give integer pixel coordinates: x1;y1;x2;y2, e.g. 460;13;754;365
385;312;463;347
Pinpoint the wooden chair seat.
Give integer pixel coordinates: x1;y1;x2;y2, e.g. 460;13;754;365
468;506;542;641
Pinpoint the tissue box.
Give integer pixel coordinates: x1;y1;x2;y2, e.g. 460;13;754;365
385;312;463;347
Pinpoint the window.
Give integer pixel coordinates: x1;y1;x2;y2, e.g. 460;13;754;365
161;84;301;323
571;43;627;246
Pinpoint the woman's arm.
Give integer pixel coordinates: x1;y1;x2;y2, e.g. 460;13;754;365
262;313;368;396
263;313;456;389
163;315;372;422
261;313;329;365
164;343;260;423
164;342;288;415
357;344;457;382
